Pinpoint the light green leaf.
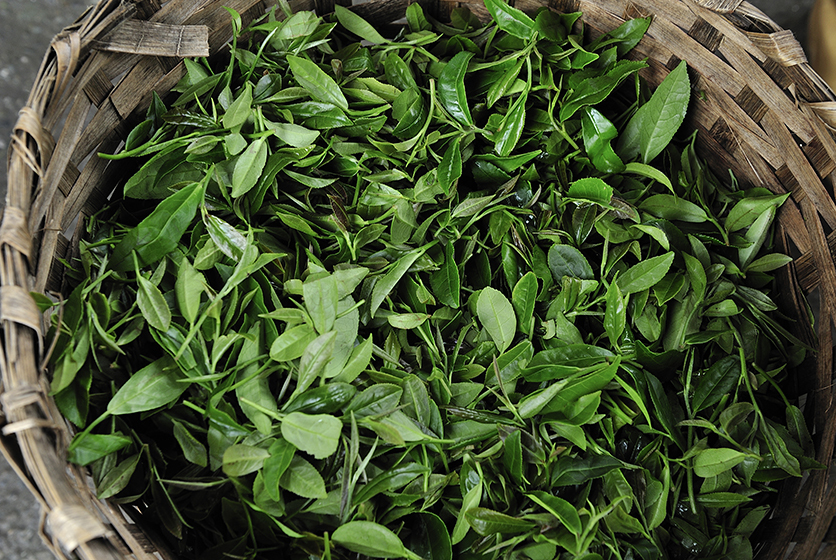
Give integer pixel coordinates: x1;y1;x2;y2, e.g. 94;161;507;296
694;448;748;478
222;444;270;477
280;455;327;499
639;194;707;223
231;137;268;198
387;313;431;329
266;121;320;148
270;324;318;362
107;356;187;415
287;54;348;111
567;177;613;206
175;257;204;324
303;274;339;334
477;287;516;354
334;4;387;43
332;521;417;559
294;330;337;397
281;412;342;459
137;272;171;331
370;246;428;317
617;252;675;294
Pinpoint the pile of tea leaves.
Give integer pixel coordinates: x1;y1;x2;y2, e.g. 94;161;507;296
46;1;817;559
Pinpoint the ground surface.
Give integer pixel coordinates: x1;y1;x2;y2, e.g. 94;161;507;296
0;0;818;558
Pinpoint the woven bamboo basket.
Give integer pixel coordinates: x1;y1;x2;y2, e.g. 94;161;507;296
3;0;836;558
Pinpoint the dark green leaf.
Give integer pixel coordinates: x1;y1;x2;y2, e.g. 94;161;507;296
551;454;624;486
438;137;463;195
692;356;740;413
110;181;204;271
465;507;536;536
548;244;595;280
97;452;141;499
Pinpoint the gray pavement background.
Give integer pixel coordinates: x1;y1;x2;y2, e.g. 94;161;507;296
0;0;819;558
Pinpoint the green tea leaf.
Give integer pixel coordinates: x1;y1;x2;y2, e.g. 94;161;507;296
746;253;793;273
136;273;171;331
223;82;253;129
438;137;463;195
287;54;348;111
568;177;613;206
477;287;516;353
484;0;535;40
438;51;475;127
617;252;674;294
692;355;740;413
68;433;132;466
527;491;582;535
495;90;527;156
110;181;204;271
624;162;674;193
280;455;327;499
465;507;536;536
172;420;207;467
370;246;429;317
281;412;342;459
581;107;624;173
303;274;339;334
175;257;204;324
697;492;752;508
405;512;452;560
332;521;416;559
549;244;595;280
726;193;789;232
97;452;141;499
107;356;187;415
223;444;270;477
294;330;337;397
334;4;387;43
334;336;373;383
640;194;707;223
387;313;430;329
512;272;537;337
620;60;690;163
604;281;626;347
430;242;461;308
693;448;748;478
270;324;318;362
231;137;268;198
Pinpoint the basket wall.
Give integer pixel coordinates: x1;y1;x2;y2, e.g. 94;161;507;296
3;0;836;558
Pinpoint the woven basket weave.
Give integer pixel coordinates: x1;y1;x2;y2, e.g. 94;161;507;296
3;0;836;558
